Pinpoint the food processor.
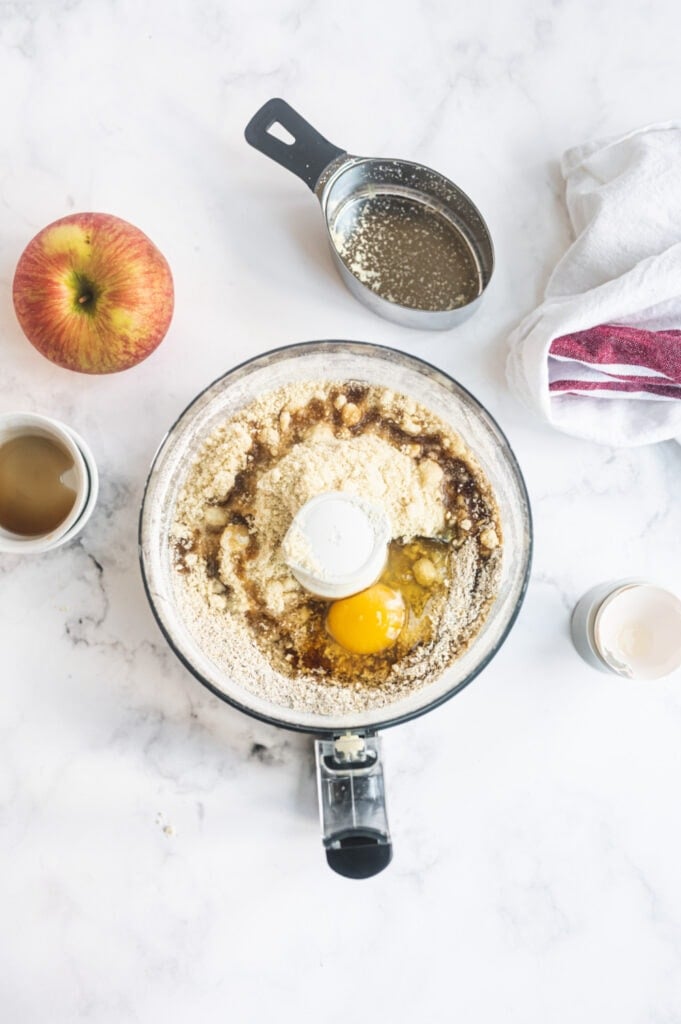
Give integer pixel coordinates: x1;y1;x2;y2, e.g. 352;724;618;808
139;341;532;878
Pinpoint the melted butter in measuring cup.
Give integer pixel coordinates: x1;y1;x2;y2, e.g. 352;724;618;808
330;192;482;312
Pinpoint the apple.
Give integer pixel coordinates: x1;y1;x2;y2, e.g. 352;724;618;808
12;212;174;374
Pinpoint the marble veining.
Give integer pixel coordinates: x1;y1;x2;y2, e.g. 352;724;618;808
1;1;681;1022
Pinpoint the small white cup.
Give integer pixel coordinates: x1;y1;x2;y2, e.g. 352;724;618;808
0;412;98;554
571;579;681;680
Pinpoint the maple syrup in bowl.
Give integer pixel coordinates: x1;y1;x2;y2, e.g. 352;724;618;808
0;413;89;553
0;434;78;535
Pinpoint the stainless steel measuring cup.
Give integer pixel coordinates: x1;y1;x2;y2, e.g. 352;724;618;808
245;98;494;330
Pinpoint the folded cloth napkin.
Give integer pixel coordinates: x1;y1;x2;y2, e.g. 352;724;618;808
507;122;681;446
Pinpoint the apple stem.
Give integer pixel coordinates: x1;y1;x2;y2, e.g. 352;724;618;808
78;295;89;304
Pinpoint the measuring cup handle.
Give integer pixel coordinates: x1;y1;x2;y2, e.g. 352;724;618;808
244;98;346;191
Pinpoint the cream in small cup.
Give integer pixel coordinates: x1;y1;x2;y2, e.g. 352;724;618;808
0;412;92;554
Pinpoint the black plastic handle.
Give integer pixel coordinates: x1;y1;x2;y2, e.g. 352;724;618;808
244;98;346;191
325;830;393;880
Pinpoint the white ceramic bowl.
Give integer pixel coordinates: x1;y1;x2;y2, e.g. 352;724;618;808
571;578;681;680
0;412;98;554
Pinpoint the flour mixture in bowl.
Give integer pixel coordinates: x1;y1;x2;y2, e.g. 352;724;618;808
171;379;503;717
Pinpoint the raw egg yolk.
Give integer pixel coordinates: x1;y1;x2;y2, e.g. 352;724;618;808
327;584;405;655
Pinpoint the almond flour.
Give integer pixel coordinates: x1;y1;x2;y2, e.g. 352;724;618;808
171;380;502;717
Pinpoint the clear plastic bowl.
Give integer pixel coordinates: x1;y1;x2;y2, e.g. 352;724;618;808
139;341;532;735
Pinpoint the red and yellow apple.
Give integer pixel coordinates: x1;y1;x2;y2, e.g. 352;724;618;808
13;212;174;374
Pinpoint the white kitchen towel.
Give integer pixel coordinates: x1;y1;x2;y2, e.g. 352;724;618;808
507;122;681;446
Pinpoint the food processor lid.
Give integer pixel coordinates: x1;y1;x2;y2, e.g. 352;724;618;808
139;340;532;736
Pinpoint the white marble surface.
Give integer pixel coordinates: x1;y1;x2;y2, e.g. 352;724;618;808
1;2;681;1021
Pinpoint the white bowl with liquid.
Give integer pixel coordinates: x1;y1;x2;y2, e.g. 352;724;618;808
0;412;98;554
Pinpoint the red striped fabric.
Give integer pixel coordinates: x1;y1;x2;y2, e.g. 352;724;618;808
549;378;681;398
549;323;681;398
